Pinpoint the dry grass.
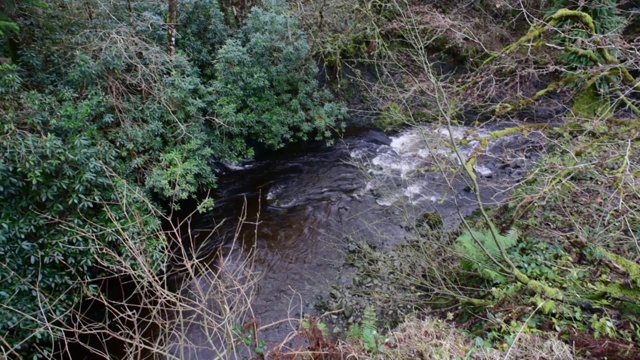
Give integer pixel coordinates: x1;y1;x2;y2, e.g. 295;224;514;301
381;317;575;360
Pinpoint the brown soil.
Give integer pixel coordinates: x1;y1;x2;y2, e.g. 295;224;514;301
568;328;640;360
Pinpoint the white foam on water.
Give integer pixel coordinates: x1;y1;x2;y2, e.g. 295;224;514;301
364;125;515;207
474;164;493;177
349;149;367;159
266;184;283;201
224;161;255;170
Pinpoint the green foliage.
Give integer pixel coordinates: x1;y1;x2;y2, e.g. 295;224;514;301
546;0;625;91
477;124;640;347
0;63;19;92
0;0;345;357
0;95;166;356
572;84;613;119
455;225;640;347
7;0;221;201
590;314;618;339
146;138;217;202
375;103;406;132
302;317;328;334
455;227;519;283
232;325;267;355
347;305;377;339
0;0;45;38
347;305;390;354
178;0;229;79
295;0;390;69
547;0;624;36
0;20;18;36
212;1;347;150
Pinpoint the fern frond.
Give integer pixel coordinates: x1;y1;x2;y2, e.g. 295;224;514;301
347;305;378;341
362;305;378;333
454;226;519;282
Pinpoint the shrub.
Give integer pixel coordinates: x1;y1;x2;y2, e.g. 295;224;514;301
178;0;230;79
211;0;347;150
0;95;165;357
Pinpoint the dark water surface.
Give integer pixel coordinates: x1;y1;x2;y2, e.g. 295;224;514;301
170;129;406;358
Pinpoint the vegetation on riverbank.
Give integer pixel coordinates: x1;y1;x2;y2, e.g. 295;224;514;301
210;1;640;359
2;0;640;358
0;0;343;357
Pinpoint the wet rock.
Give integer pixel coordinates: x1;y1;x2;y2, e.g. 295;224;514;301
343;305;353;318
330;289;341;299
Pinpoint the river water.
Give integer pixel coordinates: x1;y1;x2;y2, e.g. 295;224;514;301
165;124;544;359
60;124;544;359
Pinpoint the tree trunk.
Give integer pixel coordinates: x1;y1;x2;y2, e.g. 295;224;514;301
167;0;177;56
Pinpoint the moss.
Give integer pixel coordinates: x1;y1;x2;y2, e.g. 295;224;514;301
530;296;558;315
571;84;612;119
619;301;640;317
465;156;478;181
549;9;596;33
461;298;495;307
420;212;443;230
375;103;406;132
597;283;640;302
601;250;640;288
514;269;564;300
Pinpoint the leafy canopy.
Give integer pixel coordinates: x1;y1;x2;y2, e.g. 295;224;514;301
212;1;347;150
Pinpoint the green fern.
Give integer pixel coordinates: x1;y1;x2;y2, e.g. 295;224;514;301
347;305;377;338
455;226;519;283
362;305;378;333
546;0;624;36
0;20;20;37
347;305;384;353
545;0;625;91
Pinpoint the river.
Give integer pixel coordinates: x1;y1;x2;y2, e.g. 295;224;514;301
61;124;544;359
165;124;543;359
